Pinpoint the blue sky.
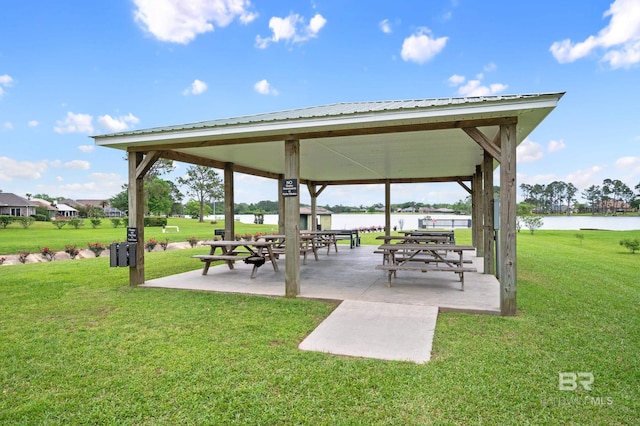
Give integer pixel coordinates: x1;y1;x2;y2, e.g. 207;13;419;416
1;0;639;206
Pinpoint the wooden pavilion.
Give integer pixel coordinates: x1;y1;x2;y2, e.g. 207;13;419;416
92;92;564;316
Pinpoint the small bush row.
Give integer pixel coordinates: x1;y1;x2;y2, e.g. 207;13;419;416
0;215;176;229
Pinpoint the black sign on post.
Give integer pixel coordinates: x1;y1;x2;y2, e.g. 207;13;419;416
127;227;138;243
282;178;298;197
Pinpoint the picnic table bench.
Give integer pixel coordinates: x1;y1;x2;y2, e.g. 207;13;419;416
193;240;277;278
375;243;477;290
261;234;319;264
325;229;360;248
302;231;340;255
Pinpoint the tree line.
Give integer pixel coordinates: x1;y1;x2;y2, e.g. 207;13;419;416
520;178;639;214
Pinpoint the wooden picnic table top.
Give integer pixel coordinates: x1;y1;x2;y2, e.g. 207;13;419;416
202;240;275;247
375;235;449;243
401;230;454;234
261;234;315;240
377;243;475;251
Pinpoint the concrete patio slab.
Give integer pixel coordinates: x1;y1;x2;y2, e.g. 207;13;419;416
298;300;438;363
141;245;500;362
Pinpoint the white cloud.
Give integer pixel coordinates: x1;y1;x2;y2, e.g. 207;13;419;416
379;19;392;34
516;139;544;163
54;112;94;134
78;145;95;153
56;176;64;182
3;121;13;130
448;70;508;97
0;74;13;85
565;165;606;189
400;28;448;64
133;0;257;44
615;156;640;179
97;113;139;132
483;62;497;72
550;0;640;68
0;156;48;181
255;13;326;49
0;74;13;98
615;156;640;168
183;79;208;95
456;80;508;97
90;172;122;181
447;74;465;86
547;139;566;152
253;79;278;95
47;159;90;170
63;160;90;170
28;120;39;127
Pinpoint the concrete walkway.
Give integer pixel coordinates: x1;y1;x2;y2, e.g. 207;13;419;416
141;245;500;363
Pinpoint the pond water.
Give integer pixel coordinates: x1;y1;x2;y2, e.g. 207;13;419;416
231;213;640;231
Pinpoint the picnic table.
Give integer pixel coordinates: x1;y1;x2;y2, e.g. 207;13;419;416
400;230;455;243
192;240;278;278
375;235;449;244
375;243;477;290
301;231;339;255
261;234;319;264
324;229;360;248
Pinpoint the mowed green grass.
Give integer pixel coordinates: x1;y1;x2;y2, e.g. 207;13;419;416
0;218;281;254
1;228;638;424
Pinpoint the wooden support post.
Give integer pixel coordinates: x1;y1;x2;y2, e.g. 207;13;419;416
472;166;483;254
385;180;391;236
306;183;327;231
307;183;317;231
284;139;300;297
128;151;145;285
278;175;285;234
483;151;495;275
500;123;517;316
224;163;234;240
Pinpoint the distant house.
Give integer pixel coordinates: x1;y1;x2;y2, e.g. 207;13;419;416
397;207;416;213
0;193;37;217
419;207;456;214
55;203;78;218
31;198;58;219
104;207;125;217
75;199;125;217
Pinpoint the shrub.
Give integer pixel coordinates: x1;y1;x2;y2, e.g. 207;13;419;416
87;242;105;257
521;216;544;234
52;220;67;229
111;218;122;228
40;247;56;262
17;250;29;264
32;214;49;222
0;215;15;228
159;238;170;251
69;218;85;229
64;244;80;259
145;238;158;252
144;216;168;227
186;236;199;248
90;218;102;229
619;238;640;254
18;216;35;229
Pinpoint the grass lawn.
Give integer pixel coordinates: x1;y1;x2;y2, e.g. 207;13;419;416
0;217;281;255
1;228;638;424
